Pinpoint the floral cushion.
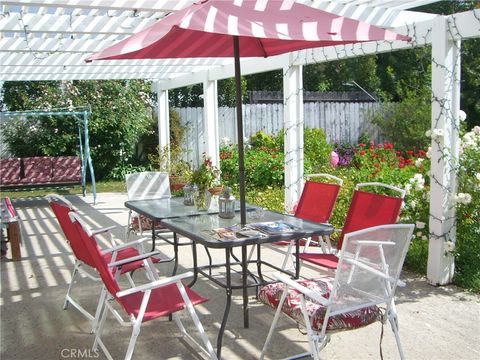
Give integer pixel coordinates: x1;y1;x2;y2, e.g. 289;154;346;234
259;278;382;333
130;214;166;232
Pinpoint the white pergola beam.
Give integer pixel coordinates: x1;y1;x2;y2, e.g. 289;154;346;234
1;0;195;12
0;12;157;35
1;65;195;76
448;9;480;40
301;0;438;27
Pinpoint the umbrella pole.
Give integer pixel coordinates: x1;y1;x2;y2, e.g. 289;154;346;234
233;36;247;225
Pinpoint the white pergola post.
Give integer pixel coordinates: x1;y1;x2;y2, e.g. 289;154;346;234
155;83;170;152
203;79;220;168
283;55;304;212
427;15;461;285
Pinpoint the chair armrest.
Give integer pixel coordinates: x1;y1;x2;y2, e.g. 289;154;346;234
351;240;395;246
91;225;117;236
108;250;161;268
116;272;194;298
272;273;330;306
100;237;150;254
343;258;397;284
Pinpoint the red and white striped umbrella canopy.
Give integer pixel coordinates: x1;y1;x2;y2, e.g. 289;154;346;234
87;0;409;61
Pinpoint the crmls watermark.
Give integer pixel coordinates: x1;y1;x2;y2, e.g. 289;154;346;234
60;348;100;358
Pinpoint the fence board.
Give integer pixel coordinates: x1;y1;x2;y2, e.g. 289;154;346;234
175;101;380;167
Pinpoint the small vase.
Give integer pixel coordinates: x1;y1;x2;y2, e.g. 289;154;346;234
194;188;212;211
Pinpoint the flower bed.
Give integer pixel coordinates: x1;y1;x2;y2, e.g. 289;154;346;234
225;128;480;292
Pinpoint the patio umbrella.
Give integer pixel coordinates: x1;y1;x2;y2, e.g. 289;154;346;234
86;0;409;225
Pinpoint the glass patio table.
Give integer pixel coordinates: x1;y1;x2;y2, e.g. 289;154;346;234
161;210;334;359
124;197;258;273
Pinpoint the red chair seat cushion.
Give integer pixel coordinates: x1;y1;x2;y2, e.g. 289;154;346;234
259;278;381;333
273;236;322;247
121;283;208;322
298;253;339;269
103;247;160;274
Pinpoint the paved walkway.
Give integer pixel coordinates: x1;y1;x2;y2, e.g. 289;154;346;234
1;193;479;360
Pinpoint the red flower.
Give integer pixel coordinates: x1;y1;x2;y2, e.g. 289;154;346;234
417;150;426;157
359;143;365;148
396;151;401;155
360;150;366;155
407;150;414;156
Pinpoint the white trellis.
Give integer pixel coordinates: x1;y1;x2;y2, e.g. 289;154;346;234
1;1;479;285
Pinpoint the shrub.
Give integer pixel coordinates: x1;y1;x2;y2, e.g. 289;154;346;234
303;128;332;173
368;91;431;152
452;126;480;291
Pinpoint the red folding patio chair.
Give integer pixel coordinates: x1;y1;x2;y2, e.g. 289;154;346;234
298;182;405;270
69;212;217;360
46;194;160;331
262;174;343;270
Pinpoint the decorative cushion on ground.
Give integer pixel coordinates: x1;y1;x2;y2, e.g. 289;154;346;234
0;158;21;185
130;214;166;232
259;278;382;333
20;157;53;184
52;156;81;182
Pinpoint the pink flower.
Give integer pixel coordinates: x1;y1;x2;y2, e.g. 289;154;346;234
330;151;339;167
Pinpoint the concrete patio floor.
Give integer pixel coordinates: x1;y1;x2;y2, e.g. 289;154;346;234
1;192;479;360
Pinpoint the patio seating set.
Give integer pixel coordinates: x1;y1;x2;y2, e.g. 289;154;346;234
45;171;414;360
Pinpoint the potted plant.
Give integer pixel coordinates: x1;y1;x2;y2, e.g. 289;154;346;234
190;154;221;210
148;144;192;191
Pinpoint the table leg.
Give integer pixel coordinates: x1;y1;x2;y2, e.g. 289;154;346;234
217;248;232;359
256;243;264;284
150;227;156;252
172;232;179;275
295;239;300;279
242;245;249;329
189;242;198;288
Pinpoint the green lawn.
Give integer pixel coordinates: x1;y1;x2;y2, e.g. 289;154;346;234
1;181;126;199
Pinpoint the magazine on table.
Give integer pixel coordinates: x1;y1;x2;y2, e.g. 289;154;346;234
202;225;266;241
248;221;301;235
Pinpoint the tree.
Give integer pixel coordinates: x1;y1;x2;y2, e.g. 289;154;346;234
2;80;154;179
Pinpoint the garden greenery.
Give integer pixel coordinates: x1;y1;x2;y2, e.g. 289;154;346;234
2;80;154;179
221;125;480;292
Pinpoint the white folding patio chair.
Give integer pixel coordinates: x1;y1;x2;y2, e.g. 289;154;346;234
259;224;414;360
125;171;171;238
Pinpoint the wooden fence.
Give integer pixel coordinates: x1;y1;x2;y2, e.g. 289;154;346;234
175;102;381;166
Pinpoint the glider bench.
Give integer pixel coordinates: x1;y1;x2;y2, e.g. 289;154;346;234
0;156;81;190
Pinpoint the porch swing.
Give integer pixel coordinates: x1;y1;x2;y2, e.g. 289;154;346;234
0;106;97;204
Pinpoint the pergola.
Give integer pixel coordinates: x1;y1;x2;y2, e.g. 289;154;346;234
1;0;479;285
